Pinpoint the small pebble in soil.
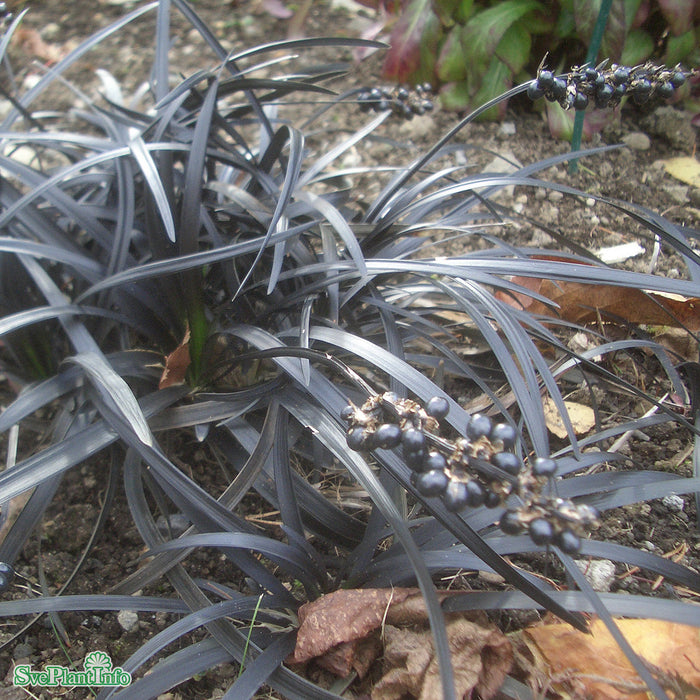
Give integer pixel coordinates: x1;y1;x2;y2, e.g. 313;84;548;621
621;132;651;151
662;494;685;512
574;558;616;592
117;609;140;633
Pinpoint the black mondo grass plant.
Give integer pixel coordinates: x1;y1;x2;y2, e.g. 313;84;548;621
0;1;698;698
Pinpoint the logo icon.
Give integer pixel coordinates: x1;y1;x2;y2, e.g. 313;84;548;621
13;650;132;688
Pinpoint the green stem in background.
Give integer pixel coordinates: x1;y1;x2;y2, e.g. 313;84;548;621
186;288;208;385
569;0;613;174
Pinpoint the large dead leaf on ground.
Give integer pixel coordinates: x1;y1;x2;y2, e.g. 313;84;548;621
497;276;700;330
373;619;511;700
523;617;700;699
289;588;512;698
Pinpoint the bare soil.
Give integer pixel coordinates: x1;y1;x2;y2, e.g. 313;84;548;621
0;2;698;699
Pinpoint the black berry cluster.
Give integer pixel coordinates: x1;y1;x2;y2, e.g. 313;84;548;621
357;84;434;120
341;393;599;553
528;60;694;111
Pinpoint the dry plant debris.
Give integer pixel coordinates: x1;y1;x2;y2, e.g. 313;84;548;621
522;617;700;699
289;587;512;699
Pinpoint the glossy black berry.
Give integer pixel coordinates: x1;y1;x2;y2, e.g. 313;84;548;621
402;427;426;452
529;518;555;545
584;67;598;81
396;86;409;101
527;82;546;100
416;469;449;497
357;92;372;111
670;71;686;88
656;81;674;99
490;423;517;449
532;457;557;478
464;480;486;507
374;423;402;449
404;450;426;472
346;427;367;451
340;404;355;422
492;451;522;476
426;396;449;420
632;79;652;104
613;67;630;85
556;529;582;554
424;450;447;472
573;92;589;110
484;490;502;509
421;99;434;112
466;413;492;441
443;480;469;511
499;509;523;535
551;78;567;101
613;83;627;100
595;83;614;107
536;70;554;89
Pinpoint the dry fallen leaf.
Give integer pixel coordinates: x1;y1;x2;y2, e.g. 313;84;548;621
524;617;700;699
373;619;512;700
664;155;700;187
11;27;68;64
498;276;700;330
159;327;191;389
652;326;699;362
543;397;596;438
290;588;512;698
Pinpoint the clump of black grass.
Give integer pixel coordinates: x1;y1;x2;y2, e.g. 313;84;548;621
0;2;698;699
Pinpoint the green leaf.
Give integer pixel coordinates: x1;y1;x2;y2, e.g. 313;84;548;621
519;9;555;35
575;0;627;62
437;26;467;82
546;99;575;140
461;0;541;84
601;0;628;62
383;0;440;83
469;57;512;120
415;9;443;84
620;28;654;65
555;5;576;39
439;79;471;111
455;0;475;23
623;0;643;30
432;0;462;26
664;29;697;66
495;21;531;76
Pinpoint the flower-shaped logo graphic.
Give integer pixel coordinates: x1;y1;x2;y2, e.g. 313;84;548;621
84;651;113;673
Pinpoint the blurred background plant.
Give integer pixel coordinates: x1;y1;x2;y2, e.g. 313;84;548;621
320;0;700;123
